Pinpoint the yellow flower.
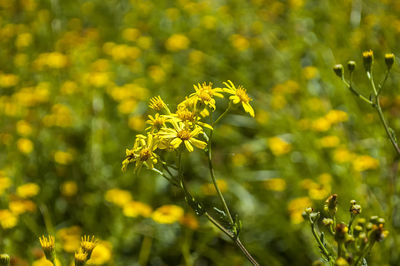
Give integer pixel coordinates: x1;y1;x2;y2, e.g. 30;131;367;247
57;226;81;253
149;95;168;112
325;110;348;124
353;155;379;172
287;197;312;224
17;183;40;198
81;235;97;259
152;205;184;224
159;123;207;152
0;209;18;229
122;134;158;172
16;120;32;136
268;137;291;156
9;200;36;215
333;147;355;163
187;82;224;111
54;151;74;165
165;34;190;51
39;235;55;262
75;250;88;266
105;189;132;207
223;80;254;117
263;178;286;192
86;241;112;265
146;113;166;132
123;201;152;218
0;177;11;195
311;117;331;132
17;138;33;154
317;135;340;148
32;257;61;266
61;181;78;197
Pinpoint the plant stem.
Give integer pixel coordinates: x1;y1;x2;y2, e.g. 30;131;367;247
204;212;259;266
213;103;231;126
310;220;333;264
138;236;152;266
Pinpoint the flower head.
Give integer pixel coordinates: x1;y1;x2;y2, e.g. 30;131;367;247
39;235;56;262
149;96;168;112
0;254;10;266
152;205;184;224
122;134;158;172
187;82;224;111
74;250;88;266
159;123;207;152
146;113;166;132
80;235;97;259
223;80;254;117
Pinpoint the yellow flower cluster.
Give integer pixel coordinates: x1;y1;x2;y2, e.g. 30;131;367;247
122;81;255;173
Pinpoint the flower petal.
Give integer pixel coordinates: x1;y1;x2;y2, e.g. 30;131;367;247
184;140;194;152
190;138;207;150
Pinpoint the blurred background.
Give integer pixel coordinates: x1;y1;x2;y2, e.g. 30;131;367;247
1;0;400;265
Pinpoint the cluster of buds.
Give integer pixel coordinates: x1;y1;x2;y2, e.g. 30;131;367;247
39;235;97;266
304;195;388;265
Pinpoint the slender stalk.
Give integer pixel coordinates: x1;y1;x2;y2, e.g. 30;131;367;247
138;236;152;266
354;241;374;266
310;220;333;264
213;103;231;126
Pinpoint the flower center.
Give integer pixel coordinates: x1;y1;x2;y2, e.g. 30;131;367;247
177;109;195;122
153;117;165;129
236;87;250;103
139;148;152;161
177;129;191;140
199;91;212;102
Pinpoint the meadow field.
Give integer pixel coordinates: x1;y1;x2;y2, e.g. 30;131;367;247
1;0;400;265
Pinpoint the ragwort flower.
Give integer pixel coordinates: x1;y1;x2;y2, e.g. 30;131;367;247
121;134;158;172
187;82;224;110
223;80;254;117
159;122;207;152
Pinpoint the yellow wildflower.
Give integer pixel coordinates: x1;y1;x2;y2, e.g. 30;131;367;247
57;226;81;253
353;155;379;172
159;123;207;152
333;148;355;163
149;96;168;112
0;209;18;229
263;178;286;192
86;241;112;265
32;257;61;266
223;80;254;117
0;177;11;195
123;201;152;218
81;235;97;259
16;120;32;136
54;151;74;165
317;135;340;148
61;181;78;197
287;197;312;224
39;235;55;262
9;200;36;215
122;134;158;172
74;250;88;266
128;116;145;131
146;113;166;132
325;110;348;124
187;82;224;111
311;117;331;132
152;205;184;224
165;34;190;51
17;138;34;154
268;137;291;156
105;189;132;207
17;183;40;198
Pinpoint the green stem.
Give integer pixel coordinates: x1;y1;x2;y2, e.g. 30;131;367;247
206;132;234;226
310;220;333;264
343;79;373;105
138;236;152;266
375;102;400;156
348;214;355;235
213;103;231;126
354;240;374;266
377;69;390;95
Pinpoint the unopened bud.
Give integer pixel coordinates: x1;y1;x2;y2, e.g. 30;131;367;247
335;223;349;241
350;204;361;215
333;64;344;78
347;61;356;72
385;53;395;69
0;254;10;266
363;50;374;72
322;218;333;226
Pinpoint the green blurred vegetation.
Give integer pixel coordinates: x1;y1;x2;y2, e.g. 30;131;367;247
1;0;400;265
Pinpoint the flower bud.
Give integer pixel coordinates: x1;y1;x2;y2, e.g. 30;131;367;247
347;61;356;73
385;53;395;69
335;223;349;242
350;204;361;215
333;64;344;78
363;50;374;72
325;194;337;216
369;216;379;224
0;254;10;266
322;218;333;226
335;257;349;266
